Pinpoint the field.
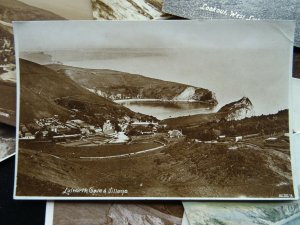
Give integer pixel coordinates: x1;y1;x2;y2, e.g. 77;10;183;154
20;135;165;159
16;131;294;198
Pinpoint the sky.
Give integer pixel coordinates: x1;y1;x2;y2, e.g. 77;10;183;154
19;0;93;19
14;20;295;116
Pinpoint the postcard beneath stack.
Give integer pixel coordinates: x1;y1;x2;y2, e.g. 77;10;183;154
162;0;300;47
0;0;94;162
45;201;184;225
183;200;300;224
13;20;297;200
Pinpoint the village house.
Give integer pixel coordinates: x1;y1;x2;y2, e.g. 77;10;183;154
218;135;227;142
235;136;243;142
118;122;129;132
42;131;49;137
50;126;57;133
168;130;183;138
20;124;29;133
103;120;115;135
94;127;103;134
20;132;35;140
109;132;130;144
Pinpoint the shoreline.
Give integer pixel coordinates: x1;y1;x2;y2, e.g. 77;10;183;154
114;98;213;104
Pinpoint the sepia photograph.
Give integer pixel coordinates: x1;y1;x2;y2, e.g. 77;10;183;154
0;0;93;126
14;20;297;199
45;201;184;225
0;123;15;162
16;0;92;20
183;200;300;225
0;0;62;126
91;0;167;20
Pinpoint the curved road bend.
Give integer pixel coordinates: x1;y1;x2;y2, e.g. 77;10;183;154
79;142;166;160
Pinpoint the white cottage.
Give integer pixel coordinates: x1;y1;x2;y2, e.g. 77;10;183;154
103;120;115;135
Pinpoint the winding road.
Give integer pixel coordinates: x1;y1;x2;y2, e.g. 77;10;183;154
42;141;166;161
79;142;166;160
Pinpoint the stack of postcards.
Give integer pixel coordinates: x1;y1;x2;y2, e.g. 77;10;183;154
0;0;300;224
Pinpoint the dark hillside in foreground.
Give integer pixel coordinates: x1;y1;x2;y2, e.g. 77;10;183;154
19;59;156;126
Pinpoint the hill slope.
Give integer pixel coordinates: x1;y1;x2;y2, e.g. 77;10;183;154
53;202;182;225
19;59;155;125
0;0;65;22
47;64;218;104
0;23;14;71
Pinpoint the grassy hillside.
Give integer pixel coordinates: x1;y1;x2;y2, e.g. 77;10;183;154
0;80;15;110
187;109;289;140
0;24;14;69
163;109;289;141
19;59;156;125
161;112;225;130
47;64;217;104
0;81;15;125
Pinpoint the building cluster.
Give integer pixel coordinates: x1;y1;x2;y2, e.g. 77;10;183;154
19;115;164;142
19;116;110;140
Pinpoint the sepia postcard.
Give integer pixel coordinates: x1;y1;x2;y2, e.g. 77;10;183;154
0;123;15;162
183;200;300;225
17;0;93;20
162;0;300;47
45;201;184;225
13;20;297;199
91;0;179;20
0;0;93;126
